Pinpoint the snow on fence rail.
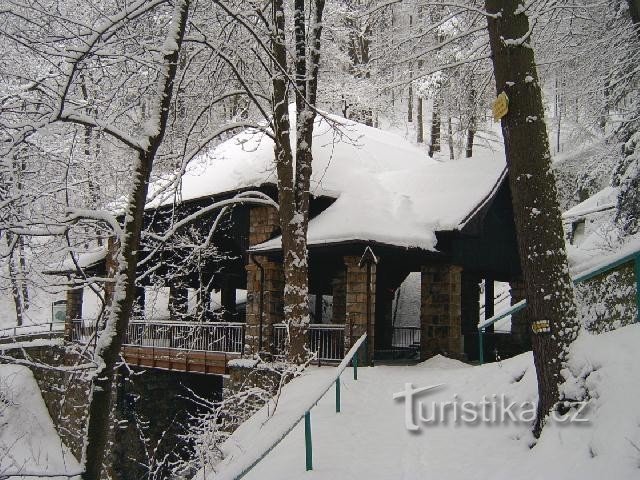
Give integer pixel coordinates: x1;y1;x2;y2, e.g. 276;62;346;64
214;333;368;480
72;319;245;354
477;246;640;364
0;322;64;339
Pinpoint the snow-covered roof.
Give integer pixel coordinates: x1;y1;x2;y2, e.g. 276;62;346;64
44;247;108;275
562;186;618;221
170;110;506;252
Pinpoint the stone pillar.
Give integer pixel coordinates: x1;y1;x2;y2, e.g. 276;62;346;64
245;257;284;354
331;267;347;324
420;264;462;360
344;255;376;365
245;205;283;355
509;277;531;350
65;284;83;341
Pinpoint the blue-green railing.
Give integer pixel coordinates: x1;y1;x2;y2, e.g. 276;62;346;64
478;248;640;364
219;333;367;480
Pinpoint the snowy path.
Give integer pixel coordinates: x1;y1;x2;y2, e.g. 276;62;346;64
207;325;640;480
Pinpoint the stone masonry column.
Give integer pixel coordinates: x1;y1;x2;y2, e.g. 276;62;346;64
420;264;463;360
245;205;283;355
344;255;376;365
65;284;83;341
331;267;347;324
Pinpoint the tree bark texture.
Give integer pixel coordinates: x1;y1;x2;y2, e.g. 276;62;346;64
485;0;579;438
271;0;325;364
428;94;441;157
81;2;189;478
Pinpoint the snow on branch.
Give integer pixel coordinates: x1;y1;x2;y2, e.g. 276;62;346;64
57;111;147;152
65;208;124;239
142;191;278;244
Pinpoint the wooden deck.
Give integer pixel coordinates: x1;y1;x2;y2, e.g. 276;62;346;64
122;345;240;375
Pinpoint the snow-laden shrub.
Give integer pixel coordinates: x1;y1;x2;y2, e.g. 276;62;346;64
614;130;640;235
575;262;637;333
169;360;302;479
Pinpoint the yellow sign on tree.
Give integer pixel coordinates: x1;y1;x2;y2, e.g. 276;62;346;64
492;91;509;122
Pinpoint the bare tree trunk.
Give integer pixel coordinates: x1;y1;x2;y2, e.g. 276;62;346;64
17;236;29;310
447;115;454;160
417;96;424;143
408;80;413;123
270;0;325;364
81;3;189;478
465;127;475;158
428;94;441;157
485;0;579;438
5;234;24;326
466;88;476;158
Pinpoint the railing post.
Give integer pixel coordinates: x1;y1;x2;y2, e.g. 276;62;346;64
635;254;640;323
335;376;341;413
479;328;485;365
353;350;358;380
304;410;312;471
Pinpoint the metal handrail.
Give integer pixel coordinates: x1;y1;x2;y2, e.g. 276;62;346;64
272;323;345;362
477;247;640;363
126;319;245;328
391;326;421;348
217;333;367;480
71;319;246;354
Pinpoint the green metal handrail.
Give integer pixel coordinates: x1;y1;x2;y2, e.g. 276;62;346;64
221;333;367;480
478;247;640;364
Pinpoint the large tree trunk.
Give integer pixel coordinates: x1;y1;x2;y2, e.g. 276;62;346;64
485;0;579;438
417;96;424;143
81;3;189;478
466;89;476;158
270;0;325;364
5;233;24;326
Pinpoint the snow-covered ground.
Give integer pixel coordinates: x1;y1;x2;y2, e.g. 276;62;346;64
0;365;80;479
205;324;640;480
